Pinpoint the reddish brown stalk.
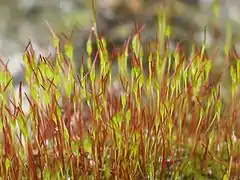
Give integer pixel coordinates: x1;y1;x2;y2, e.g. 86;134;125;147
27;140;38;179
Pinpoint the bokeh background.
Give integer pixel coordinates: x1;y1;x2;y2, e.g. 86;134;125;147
1;0;240;87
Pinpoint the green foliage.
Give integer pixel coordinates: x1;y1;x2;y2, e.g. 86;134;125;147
0;4;240;179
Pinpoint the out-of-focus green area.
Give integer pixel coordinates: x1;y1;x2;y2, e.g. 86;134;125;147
1;0;240;86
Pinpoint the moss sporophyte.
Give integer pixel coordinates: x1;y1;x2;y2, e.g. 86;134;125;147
0;9;240;180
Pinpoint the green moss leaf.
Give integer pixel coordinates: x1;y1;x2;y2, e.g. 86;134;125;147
5;158;11;172
87;36;92;56
18;114;29;139
83;137;92;154
43;90;51;105
65;43;74;61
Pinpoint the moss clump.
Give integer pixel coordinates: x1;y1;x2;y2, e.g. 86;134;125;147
0;7;240;179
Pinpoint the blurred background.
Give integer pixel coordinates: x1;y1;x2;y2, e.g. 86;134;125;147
1;0;240;86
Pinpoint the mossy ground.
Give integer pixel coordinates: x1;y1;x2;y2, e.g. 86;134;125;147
0;3;240;179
